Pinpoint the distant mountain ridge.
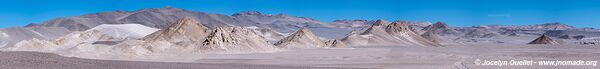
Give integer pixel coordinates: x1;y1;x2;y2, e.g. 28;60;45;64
1;6;599;48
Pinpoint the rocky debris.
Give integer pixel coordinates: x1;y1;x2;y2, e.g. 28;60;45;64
200;27;278;53
323;39;350;48
274;28;327;49
528;35;561;44
143;17;210;43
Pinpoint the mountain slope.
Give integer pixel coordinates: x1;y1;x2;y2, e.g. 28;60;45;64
341;20;440;47
274;28;327;49
142;17;210;42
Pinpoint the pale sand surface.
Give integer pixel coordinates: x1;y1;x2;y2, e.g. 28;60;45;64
194;44;600;69
1;44;599;69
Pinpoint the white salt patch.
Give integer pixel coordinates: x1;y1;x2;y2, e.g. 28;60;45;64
1;33;7;38
88;24;159;39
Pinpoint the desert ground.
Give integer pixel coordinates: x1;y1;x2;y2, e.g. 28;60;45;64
3;44;598;69
0;51;350;69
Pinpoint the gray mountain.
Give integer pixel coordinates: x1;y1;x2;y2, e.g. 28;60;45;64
421;22;461;36
528;35;561;44
477;22;577;30
461;29;499;38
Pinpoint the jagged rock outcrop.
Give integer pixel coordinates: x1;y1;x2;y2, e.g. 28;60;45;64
528;35;560;44
199;27;278;53
143;17;210;42
342;20;440;47
324;39;350;48
274;28;327;49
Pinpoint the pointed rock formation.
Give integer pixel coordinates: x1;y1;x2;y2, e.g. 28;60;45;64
528;35;560;44
324;39;350;48
274;28;327;49
200;27;278;53
143;17;209;42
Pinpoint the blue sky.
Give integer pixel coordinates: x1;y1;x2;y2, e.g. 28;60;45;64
0;0;599;28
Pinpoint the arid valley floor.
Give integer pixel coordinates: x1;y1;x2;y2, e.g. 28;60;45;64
2;44;599;69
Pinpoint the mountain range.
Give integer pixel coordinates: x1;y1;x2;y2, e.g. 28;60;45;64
1;6;599;50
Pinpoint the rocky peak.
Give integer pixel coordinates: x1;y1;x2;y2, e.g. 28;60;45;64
201;27;241;47
432;22;449;28
421;21;461;36
142;17;209;42
385;21;411;33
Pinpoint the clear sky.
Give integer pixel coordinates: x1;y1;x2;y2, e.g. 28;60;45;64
0;0;599;28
